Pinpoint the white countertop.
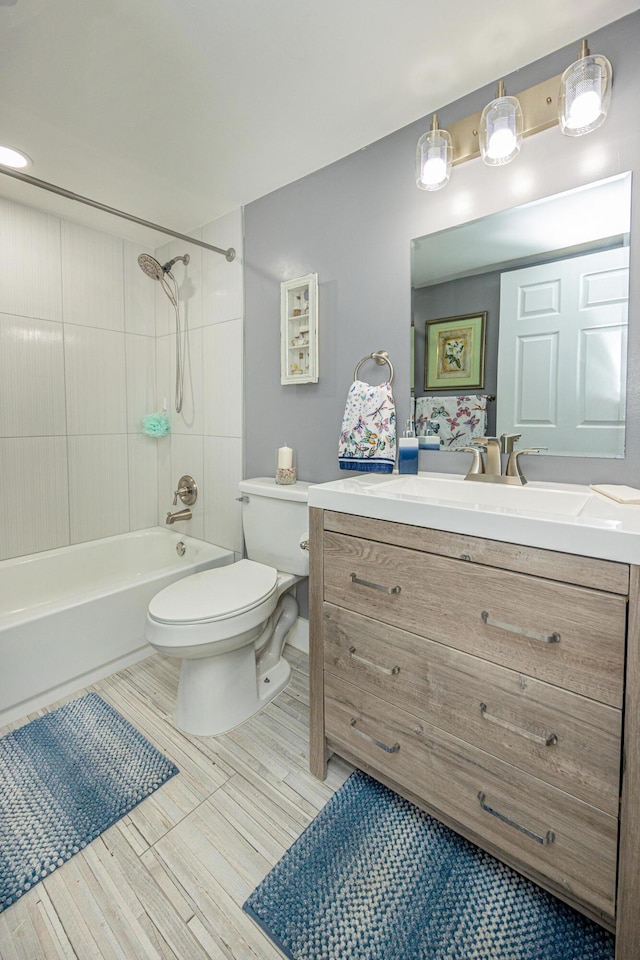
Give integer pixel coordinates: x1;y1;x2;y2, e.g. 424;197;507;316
307;471;640;565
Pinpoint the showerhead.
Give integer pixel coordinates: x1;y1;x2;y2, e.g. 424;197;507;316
137;252;190;280
137;254;164;280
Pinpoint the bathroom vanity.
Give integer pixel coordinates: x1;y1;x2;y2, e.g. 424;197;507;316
308;473;640;958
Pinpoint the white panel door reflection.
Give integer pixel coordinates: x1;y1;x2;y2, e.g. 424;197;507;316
497;247;629;456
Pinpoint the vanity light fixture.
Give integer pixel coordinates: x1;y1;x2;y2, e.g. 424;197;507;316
479;80;523;166
415;37;612;190
0;145;31;169
558;39;612;136
416;114;452;191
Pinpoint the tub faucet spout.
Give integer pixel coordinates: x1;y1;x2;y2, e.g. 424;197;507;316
166;508;192;524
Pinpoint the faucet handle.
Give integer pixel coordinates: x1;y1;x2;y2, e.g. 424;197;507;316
172;474;198;506
500;433;522;453
510;447;547;459
459;446;485;476
505;447;547;482
172;485;189;505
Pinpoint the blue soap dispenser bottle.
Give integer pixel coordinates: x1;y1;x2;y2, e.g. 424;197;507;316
398;420;419;474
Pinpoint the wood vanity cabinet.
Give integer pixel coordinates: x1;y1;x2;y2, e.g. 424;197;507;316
309;507;640;958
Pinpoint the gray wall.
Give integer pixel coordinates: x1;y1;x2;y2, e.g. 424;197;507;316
245;11;640;486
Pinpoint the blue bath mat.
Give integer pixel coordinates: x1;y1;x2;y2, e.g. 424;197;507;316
0;692;178;913
243;770;614;960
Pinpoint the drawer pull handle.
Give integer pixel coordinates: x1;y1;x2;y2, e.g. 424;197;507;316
349;646;400;676
479;703;558;747
477;792;555;846
350;572;401;595
350;718;400;754
481;610;561;645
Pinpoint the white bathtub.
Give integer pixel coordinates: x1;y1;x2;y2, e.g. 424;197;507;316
0;528;234;727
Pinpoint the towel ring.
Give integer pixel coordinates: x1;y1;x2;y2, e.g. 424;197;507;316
354;351;394;384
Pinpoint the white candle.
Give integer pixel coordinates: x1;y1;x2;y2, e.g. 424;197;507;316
277;444;293;469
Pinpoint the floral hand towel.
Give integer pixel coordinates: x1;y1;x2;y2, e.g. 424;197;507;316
415;394;488;447
338;380;396;473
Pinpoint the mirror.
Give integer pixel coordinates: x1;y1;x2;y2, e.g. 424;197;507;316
411;172;632;457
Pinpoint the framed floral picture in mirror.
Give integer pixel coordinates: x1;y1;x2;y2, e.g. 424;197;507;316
424;312;486;391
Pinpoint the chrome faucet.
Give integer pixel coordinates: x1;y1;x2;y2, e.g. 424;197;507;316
463;435;544;485
463;437;501;481
477;437;502;476
166;508;192;524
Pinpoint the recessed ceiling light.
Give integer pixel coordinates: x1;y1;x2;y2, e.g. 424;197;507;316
0;145;32;169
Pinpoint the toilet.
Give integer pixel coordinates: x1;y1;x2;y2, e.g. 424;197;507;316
145;477;312;736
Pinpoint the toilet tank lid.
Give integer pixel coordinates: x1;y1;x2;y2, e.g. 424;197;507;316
239;477;314;502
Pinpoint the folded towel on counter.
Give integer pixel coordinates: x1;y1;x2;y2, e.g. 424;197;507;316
415;395;488;447
590;484;640;504
338;380;396;472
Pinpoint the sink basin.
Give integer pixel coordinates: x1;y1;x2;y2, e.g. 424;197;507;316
366;475;592;518
308;471;639;563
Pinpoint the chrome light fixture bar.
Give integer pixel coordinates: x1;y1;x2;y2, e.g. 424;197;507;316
415;37;612;190
442;72;562;169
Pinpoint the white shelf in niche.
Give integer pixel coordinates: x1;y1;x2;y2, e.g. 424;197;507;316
280;273;318;384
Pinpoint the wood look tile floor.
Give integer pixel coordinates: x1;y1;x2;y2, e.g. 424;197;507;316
0;649;352;960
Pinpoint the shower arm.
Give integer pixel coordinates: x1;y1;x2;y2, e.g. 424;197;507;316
0;166;236;262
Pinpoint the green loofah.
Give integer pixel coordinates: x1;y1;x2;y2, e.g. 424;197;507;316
142;413;170;437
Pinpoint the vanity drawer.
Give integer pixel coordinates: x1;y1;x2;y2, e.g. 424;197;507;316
325;672;618;920
323;604;622;815
324;511;630;595
323;532;626;707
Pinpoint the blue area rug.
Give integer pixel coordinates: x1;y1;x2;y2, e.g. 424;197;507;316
244;770;614;960
0;692;178;913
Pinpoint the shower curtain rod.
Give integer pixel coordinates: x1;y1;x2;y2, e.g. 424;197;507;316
0;166;236;262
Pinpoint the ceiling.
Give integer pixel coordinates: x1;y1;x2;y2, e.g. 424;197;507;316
2;0;639;246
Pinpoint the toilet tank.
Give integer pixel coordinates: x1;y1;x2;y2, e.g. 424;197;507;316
238;477;313;576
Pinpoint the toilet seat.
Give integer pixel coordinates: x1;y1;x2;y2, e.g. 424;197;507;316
148;559;278;625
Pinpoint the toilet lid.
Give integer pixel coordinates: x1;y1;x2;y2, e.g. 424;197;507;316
148;559;278;624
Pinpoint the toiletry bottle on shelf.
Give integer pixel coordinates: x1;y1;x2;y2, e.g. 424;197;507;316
398;420;419;474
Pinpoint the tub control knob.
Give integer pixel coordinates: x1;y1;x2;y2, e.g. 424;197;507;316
173;475;198;506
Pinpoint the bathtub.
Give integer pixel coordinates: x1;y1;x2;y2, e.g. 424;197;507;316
0;528;234;728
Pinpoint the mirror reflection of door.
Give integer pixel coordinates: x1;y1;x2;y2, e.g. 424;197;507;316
497;247;629;457
411;171;632;457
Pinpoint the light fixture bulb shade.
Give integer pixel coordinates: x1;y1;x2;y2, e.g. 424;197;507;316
559;54;612;136
416;127;452;191
480;96;523;166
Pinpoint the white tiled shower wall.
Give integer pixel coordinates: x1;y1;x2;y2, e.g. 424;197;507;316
154;212;244;554
0;196;244;561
